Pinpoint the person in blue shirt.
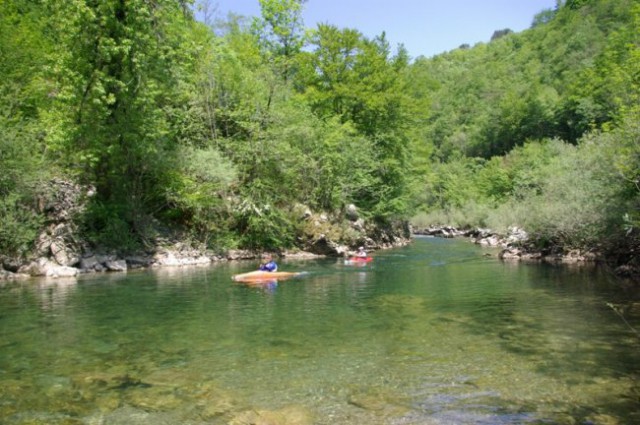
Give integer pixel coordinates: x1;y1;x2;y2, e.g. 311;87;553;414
259;254;278;272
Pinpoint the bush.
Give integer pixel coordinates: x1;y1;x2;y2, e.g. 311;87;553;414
0;114;50;260
162;145;239;250
410;200;491;230
0;193;43;259
82;202;142;253
234;198;295;251
416;130;634;252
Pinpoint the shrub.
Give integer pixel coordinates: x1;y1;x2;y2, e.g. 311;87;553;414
234;198;295;251
82;202;142;253
0;194;43;259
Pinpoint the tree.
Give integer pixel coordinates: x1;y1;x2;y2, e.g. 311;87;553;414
252;0;307;81
491;28;513;41
531;8;557;27
295;24;361;119
297;25;414;218
0;0;53;258
42;0;202;249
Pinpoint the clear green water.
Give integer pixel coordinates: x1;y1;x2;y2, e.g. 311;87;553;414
1;237;639;424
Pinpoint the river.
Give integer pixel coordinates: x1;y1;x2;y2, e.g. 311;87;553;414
1;236;639;424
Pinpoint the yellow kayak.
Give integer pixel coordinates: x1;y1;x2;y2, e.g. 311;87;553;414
231;271;304;282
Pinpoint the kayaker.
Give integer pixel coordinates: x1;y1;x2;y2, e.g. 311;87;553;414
355;246;367;258
259;254;278;272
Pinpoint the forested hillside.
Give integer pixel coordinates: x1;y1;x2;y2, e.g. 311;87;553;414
409;0;640;272
1;0;638;274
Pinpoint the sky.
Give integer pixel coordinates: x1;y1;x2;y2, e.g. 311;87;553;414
208;0;558;59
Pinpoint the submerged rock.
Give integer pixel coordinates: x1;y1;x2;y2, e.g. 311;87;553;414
230;405;313;425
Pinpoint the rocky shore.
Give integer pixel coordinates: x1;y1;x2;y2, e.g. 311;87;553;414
0;225;411;281
413;224;640;282
0;180;411;281
3;179;633;282
413;225;600;264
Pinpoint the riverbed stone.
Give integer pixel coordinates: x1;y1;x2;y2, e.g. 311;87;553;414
95;405;176;425
229;405;313;425
198;390;243;420
346;389;408;417
95;392;121;412
125;387;183;411
499;248;521;259
478;235;502;246
350;218;365;232
584;413;620;425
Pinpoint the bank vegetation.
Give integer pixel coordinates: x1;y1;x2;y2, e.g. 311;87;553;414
1;0;638;279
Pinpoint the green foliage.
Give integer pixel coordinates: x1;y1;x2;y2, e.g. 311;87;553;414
2;0;638;259
412;201;493;230
408;0;640;260
421;133;633;250
0;193;43;259
193;18;267;142
182;146;238;188
0;2;53;258
297;25;414;219
561;2;640;134
42;0;202;237
233;190;295;251
0;118;49;258
490;29;513;41
565;0;590;10
501;139;570;200
412;0;636;159
474;157;513;203
531;8;557;28
510;138;624;248
81;202;142;253
421;158;484;210
609;109;640;230
163;145;238;248
252;0;307;58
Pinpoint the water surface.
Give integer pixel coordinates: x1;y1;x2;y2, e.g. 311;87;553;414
1;237;639;424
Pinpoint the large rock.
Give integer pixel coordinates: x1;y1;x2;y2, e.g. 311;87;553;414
19;258;78;278
50;236;80;267
505;226;528;245
105;260;127;272
309;234;346;256
345;204;359;221
225;250;256;260
80;256;105;272
478;235;502;247
0;270;30;281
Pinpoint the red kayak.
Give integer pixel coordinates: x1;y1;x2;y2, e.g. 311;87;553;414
345;256;373;264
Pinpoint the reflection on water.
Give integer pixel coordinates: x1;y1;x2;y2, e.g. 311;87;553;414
1;237;639;424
